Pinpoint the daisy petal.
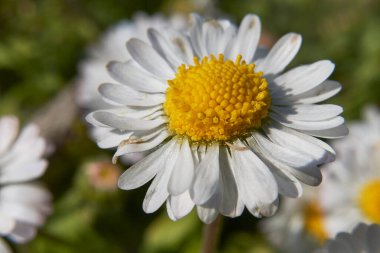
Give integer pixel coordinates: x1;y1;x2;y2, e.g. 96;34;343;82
143;141;180;213
126;38;174;80
275;80;342;105
118;140;175;190
299;123;349;139
98;83;165;107
91;111;166;131
230;14;261;62
0;116;19;155
107;60;167;93
271;60;335;98
256;33;302;75
0;160;47;184
191;145;220;205
231;140;278;217
167;191;194;221
218;147;240;217
196;206;218;224
271;104;343;122
114;128;170;156
168;138;194;195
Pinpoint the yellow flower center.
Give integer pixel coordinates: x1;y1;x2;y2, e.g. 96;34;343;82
163;54;271;142
304;201;328;243
358;179;380;223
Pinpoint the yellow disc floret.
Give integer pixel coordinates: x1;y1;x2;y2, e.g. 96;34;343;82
304;201;328;243
163;54;271;142
358;179;380;223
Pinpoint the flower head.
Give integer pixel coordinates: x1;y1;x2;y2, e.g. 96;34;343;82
0;116;51;247
320;106;380;236
261;186;328;253
87;13;347;223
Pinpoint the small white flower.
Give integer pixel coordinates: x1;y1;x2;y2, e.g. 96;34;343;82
314;223;380;253
261;187;327;253
76;13;186;110
87;13;347;223
0;116;51;247
320;106;380;236
77;13;186;165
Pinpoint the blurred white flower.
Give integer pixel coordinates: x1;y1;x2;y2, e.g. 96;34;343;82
0;116;51;248
261;187;327;253
320;106;380;236
87;13;346;223
76;13;186;166
314;223;380;253
76;13;186;110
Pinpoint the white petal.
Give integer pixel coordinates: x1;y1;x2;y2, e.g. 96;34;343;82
264;122;335;163
107;60;167;93
91;111;166;131
126;39;174;80
218;147;240;217
118;139;175;190
248;136;322;186
0;213;15;234
252;132;317;169
98;83;165;107
148;28;193;68
113;128;170;157
230;14;261;62
271;104;343;122
168;138;194;195
268;165;302;198
0;116;19;155
203;20;225;56
270;113;345;131
271;60;335;97
0;160;47;184
368;224;380;253
299;123;348;138
275;80;342;105
196;206;218;224
7;221;37;243
97;130;133;149
231;141;278;217
143;140;180;213
166;191;194;221
191;145;220;205
189;13;207;57
0;184;51;205
256;33;302;75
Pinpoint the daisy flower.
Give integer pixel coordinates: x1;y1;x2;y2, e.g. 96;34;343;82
77;13;186;165
0;116;52;249
76;13;186;110
261;186;328;253
314;223;380;253
87;13;347;223
319;106;380;236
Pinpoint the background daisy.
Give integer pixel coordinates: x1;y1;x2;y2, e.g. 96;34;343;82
314;223;380;253
320;106;380;236
0;116;52;250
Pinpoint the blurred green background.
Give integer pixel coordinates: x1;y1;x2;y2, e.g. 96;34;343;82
0;0;379;252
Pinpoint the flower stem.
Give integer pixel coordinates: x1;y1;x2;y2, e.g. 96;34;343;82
200;215;223;253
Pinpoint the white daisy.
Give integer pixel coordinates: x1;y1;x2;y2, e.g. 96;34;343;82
314;223;380;253
0;116;52;247
261;186;328;253
77;13;186;165
319;106;380;236
76;13;186;110
87;13;347;223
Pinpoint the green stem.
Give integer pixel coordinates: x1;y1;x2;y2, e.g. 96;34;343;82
200;215;223;253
